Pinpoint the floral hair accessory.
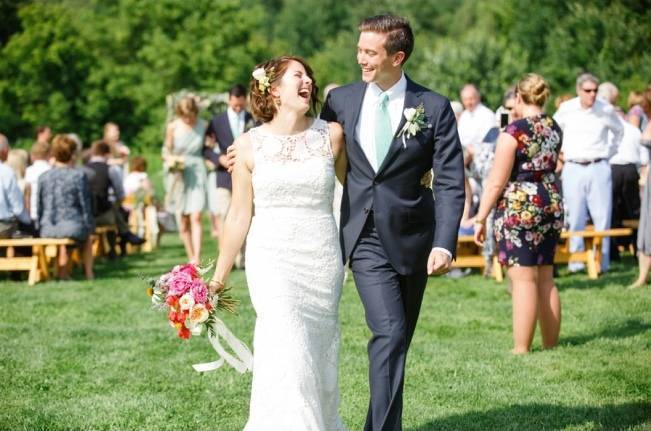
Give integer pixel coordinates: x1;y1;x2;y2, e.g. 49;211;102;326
252;67;274;94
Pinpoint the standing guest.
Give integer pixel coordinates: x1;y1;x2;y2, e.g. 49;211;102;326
626;90;649;131
35;125;51;145
450;100;464;123
37;135;94;279
458;84;495;154
203;85;253;267
554;94;573;112
24;142;51;224
599;82;648;259
165;96;207;265
0;134;31;238
631;122;651;288
6;149;30;216
475;73;564;354
103;122;130;173
554;73;624;272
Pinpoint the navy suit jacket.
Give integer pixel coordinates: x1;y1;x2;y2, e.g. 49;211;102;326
203;111;253;190
320;76;465;275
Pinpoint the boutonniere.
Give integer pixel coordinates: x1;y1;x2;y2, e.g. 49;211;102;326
398;103;426;148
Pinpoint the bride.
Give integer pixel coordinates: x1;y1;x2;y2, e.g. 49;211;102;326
209;56;347;430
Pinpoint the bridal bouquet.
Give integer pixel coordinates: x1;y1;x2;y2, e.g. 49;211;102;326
147;263;252;373
164;154;185;172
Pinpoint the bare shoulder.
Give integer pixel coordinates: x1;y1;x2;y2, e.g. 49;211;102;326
233;132;254;170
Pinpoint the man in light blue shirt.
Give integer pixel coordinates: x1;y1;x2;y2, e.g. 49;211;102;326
0;134;31;238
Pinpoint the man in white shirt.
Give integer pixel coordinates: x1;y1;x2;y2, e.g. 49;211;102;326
0;134;31;238
554;73;624;272
599;82;648;259
24;141;52;224
457;84;495;154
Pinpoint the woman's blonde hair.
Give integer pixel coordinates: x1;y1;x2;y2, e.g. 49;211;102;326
7;149;28;179
516;73;550;107
175;96;199;119
627;91;644;109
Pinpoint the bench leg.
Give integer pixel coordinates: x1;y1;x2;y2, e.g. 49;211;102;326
492;256;503;282
586;249;599;279
27;255;39;285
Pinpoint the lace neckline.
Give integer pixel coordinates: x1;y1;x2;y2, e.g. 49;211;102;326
254;119;318;138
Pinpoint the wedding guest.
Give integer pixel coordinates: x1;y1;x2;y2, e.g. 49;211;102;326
24;142;51;224
6;149;30;215
0;134;31;238
631;122;651;288
37;134;94;279
35;125;51;145
103;122;130;172
122;156;153;210
203;85;252;267
458;84;495;154
450;100;463;122
85;140;144;254
600;82;647;258
475;74;563;354
554;94;573;111
165;96;207;265
626;90;649;131
554;73;623;272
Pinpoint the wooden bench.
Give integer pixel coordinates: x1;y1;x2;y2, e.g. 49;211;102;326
453;235;503;281
0;238;77;285
125;205;159;254
554;228;633;279
92;225;118;257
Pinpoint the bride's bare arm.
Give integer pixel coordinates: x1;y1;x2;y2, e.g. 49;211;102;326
329;122;347;184
211;134;254;288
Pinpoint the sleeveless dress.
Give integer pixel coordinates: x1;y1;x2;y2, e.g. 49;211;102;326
172;119;207;214
244;119;346;430
494;114;564;266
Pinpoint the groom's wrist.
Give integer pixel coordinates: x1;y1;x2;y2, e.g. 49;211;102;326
431;247;452;260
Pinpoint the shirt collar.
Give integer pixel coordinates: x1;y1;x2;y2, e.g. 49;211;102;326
227;107;244;118
369;72;407;101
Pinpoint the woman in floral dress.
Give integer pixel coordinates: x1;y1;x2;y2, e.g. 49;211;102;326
474;73;563;354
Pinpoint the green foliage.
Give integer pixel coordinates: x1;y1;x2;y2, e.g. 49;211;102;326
0;0;649;149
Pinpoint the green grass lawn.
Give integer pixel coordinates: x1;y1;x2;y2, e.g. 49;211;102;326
1;231;649;430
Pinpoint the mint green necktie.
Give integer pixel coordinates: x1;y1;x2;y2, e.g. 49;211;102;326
375;92;393;168
232;116;241;138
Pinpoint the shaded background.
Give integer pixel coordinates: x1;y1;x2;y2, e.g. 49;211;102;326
1;0;649;150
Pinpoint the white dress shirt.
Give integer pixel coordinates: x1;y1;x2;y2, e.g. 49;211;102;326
355;73;451;259
0;162;30;224
24;159;51;220
227;107;246;139
457;103;495;150
356;73;407;172
609;116;648;166
553;97;624;161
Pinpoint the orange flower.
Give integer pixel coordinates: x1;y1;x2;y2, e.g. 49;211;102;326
178;325;191;339
189;304;209;325
146;287;154;297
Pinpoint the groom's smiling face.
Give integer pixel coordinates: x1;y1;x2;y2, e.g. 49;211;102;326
357;31;404;87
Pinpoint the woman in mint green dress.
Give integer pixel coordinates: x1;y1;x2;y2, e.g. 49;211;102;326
164;96;207;264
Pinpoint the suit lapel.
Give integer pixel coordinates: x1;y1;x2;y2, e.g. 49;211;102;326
346;82;375;176
376;78;421;175
219;113;234;144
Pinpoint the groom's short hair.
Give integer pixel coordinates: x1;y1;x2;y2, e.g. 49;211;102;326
358;15;414;65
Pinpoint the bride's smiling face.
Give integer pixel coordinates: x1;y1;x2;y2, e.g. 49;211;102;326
270;60;313;114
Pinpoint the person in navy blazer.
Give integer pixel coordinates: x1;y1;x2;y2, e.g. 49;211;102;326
204;84;254;266
320;15;465;431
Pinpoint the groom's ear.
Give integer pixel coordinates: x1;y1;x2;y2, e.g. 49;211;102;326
391;51;406;67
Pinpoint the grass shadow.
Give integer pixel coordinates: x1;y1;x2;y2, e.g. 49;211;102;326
409;402;650;431
561;318;651;347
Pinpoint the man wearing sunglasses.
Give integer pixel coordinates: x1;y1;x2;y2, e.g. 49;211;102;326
554;73;624;273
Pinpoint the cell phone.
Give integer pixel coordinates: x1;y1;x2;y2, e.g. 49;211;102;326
500;113;509;128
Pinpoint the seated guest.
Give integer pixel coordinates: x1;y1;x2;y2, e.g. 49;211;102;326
0;134;31;238
123;156;153;210
7;149;31;216
24;142;52;225
84;140;144;253
38;135;94;279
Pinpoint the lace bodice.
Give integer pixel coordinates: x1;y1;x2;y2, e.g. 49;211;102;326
249;119;334;215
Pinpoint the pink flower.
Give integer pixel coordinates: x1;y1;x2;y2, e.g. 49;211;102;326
172;263;199;279
167;271;194;297
191;280;208;304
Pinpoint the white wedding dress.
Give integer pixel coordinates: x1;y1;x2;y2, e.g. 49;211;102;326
244;119;346;430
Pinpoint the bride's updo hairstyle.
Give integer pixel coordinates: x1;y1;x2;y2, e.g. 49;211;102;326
250;56;320;123
516;73;550;107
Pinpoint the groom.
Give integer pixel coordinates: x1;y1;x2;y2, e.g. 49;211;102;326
320;15;465;430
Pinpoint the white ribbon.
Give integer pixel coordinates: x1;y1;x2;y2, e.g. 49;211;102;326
192;317;253;374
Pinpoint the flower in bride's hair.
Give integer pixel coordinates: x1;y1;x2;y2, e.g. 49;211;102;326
252;67;273;93
179;293;195;311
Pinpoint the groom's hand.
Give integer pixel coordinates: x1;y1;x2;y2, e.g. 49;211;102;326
427;249;452;275
226;145;236;173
